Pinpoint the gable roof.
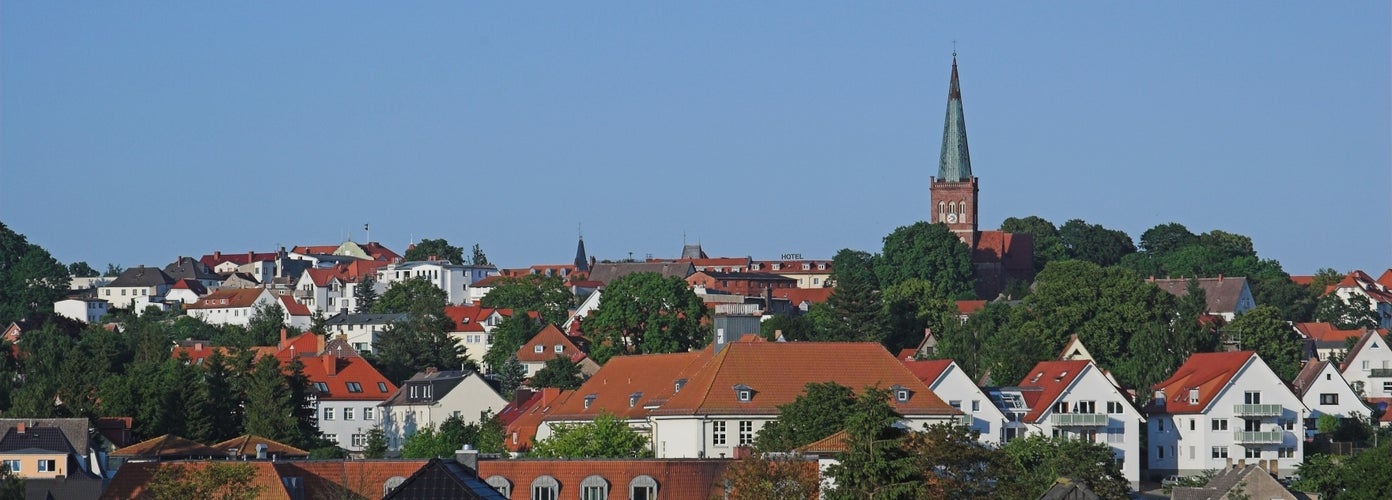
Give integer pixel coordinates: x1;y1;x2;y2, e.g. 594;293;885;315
1147;351;1255;414
303;260;388;287
170;279;209;295
544;351;710;421
272;460;429;499
187;288;271;310
1015;360;1092;423
279;295;312;317
500;389;567;453
1290;360;1329;398
1293;322;1369;345
292;241;401;262
798;429;850;455
200;251;280;268
100;461;292;500
1340;329;1389;372
298;350;399;401
382;370;489;406
107;266;175;288
210;435;309;459
163;257;222;282
900;359;954;387
0;427;75;454
955;300;987;315
0;419;90;455
771;288;834;306
381;457;507;499
111;434;222;459
1057;334;1095;361
516;324;587;363
1150;277;1252;314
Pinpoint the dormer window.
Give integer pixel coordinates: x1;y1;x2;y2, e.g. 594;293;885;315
534;345;544;353
675;379;688;393
629;392;643;408
1188;388;1200;404
733;384;754;402
801;263;811;270
584;394;597;410
890;384;911;403
817;263;827;270
554;344;564;353
1030;372;1044;384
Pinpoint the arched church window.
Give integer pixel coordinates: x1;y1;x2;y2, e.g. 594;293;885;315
938;201;946;222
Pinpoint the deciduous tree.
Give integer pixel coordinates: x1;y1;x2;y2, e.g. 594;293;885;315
1000;216;1067;274
403;238;464;263
530;356;584;390
999;435;1129;499
720;452;821;500
824;387;917;500
755;382;857;453
146;462;264;500
1314;293;1381;330
0;222;70;325
1224;306;1305;381
1058;219;1136;267
480;275;572;326
585;273;707;363
530;413;652;458
874;222;974;298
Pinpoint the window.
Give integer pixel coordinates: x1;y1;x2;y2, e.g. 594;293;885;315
531;475;559;500
1244;391;1262;404
1188;389;1200;404
738;420;754;445
486;476;512;496
580;475;608;500
1;460;17;473
37;460;54;472
1212;419;1229;431
1384;381;1392;394
344;408;354;420
378;382;389;393
363;407;374;420
1107;426;1124;443
1157;419;1165;432
713;421;727;446
1283;419;1295;431
1190;419;1195;431
313;382;329;392
971;400;980;412
1245;447;1261;459
629;475;658;500
949;400;962;409
347;382;363;393
555;344;564;353
323;407;335;420
534;345;544;353
1279;447;1295;458
1053;401;1069;413
350;434;365;447
738;390;751;402
1076;401;1096;414
1106;401;1124;414
1157;446;1164;459
1212;446;1228;459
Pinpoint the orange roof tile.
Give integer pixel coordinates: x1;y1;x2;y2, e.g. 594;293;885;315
297;352;399;401
187;288;269;310
799;429;850;454
210;435;309;459
1289;275;1315;286
1015;360;1092;423
1293;322;1367;343
1148;351;1255;415
476;459;733;500
273;460;428;498
771;288;834;305
955;300;987;315
501;388;567;453
516;324;587;363
111;434;222;458
279;295;311;317
101;461;291;500
544;351;712;421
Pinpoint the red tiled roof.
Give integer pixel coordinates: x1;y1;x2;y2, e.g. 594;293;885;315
544;351;712;421
897;348;917;361
187;288;269;310
292;242;401;262
303;260;388;287
901;359;954;386
772;288;833;305
688;257;753;268
476;459;734;500
1016;360;1092;423
799;429;850;454
101;461;291;500
273;460;428;499
972;231;1033;271
955;300;987;315
444;305;512;333
1148;351;1255;415
297;352;398;401
1293;322;1366;343
279;295;311;317
500;388;566;452
199;251;279;268
472;275;508;288
653;341;957;417
1378;270;1392;288
170;279;208;295
211;435;309;459
516;324;587;363
172;341;234;364
1290;275;1315;287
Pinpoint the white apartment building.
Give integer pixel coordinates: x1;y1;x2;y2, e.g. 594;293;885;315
1340;329;1392;399
902;359;1007;445
1291;360;1372;438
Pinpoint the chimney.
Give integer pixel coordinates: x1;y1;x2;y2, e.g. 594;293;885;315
195;342;203;352
256;443;268;460
214;251;222;260
279;328;288;349
1238;458;1246;469
16;423;25;434
1218;274;1224;283
323;355;337;376
1269;458;1278;476
1226;457;1233;469
455;445;478;471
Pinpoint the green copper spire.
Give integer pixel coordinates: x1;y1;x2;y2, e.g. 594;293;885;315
937;55;972;182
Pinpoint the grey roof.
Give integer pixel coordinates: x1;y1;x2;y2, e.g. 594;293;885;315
382;370;479;406
0;427;75;455
1036;479;1101;500
324;312;409;326
106;266;175;288
1290;360;1327;398
574;237;589;272
0;419;88;455
382;457;508;500
1151;277;1251;314
681;244;708;260
937;55;972;182
588;262;695;284
162;257;222;282
1171;465;1297;500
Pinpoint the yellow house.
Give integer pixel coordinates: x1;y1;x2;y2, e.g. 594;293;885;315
0;424;73;478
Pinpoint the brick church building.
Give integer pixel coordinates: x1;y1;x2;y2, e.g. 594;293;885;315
929;56;1034;299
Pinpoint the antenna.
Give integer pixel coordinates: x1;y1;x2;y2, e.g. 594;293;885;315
952;40;957;57
364;223;370;243
578;222;583;239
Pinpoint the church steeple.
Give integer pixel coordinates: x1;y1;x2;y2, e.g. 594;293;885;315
930;53;979;249
937;54;972;182
574;228;590;273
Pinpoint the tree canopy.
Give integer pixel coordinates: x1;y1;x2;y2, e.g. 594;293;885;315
585;273;707;364
529;355;585;390
1224;305;1305;381
1000;215;1066;274
0;222;70;325
530;413;652;459
403;238;464;263
754;382;857;453
873;221;974;298
479;274;572;326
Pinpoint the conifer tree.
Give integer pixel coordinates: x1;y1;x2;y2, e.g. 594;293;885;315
243;355;295;442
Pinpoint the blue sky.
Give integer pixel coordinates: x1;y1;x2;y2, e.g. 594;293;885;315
2;3;1388;275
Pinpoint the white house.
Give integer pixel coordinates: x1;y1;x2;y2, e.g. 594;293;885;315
378;369;507;451
164;279;209;305
98;266;175;309
322;312;409;354
302;338;399;454
1291;360;1372;438
534;338;960;461
186;288;278;327
1293;322;1368;362
514;324;598;377
561;289;603;333
444;306;516;366
293;261;387;316
1327;270;1392;329
162;257;224;291
988;359;1145;489
901;359;1007;445
1339;329;1392;399
376;260;497;306
1147;351;1307;480
53;298;108;324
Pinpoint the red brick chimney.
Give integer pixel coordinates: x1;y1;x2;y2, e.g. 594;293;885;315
16;423;25;434
323;355;337;376
279;328;288;349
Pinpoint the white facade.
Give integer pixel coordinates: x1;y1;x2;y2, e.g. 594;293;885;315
379;372;507;450
68;276;113;290
294;270;372;316
98;284;167;309
1149;357;1307;479
187;289;277;327
53;298;108;324
165;287;203;305
377;262;489;306
1298;362;1371;438
644;413;954;461
562;289;602;332
1341;332;1392;399
317;400;386;453
924;361;1008;445
323;313;406;354
1333;284;1392;329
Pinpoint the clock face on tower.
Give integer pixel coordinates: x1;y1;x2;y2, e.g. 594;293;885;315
946;213;958;223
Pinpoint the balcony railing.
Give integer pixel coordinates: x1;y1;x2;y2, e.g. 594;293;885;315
955;415;973;426
1050;413;1110;426
1232;404;1282;417
292;289;313;299
1369;368;1392;378
1234;431;1283;444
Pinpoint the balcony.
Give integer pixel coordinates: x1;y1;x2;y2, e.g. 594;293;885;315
1232;404;1282;417
1050;413;1110;427
293;289;314;299
1233;431;1284;444
955;415;974;426
1369;368;1392;378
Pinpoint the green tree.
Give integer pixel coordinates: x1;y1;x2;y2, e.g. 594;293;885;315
471;243;491;266
483;313;541;374
719;452;821;500
934;301;1015;381
497;356;527;399
146;462;264;500
403;238;464;263
362;428;388;459
999;435;1129;499
1314;294;1381;330
903;422;1023;499
530;356;584;390
1000;215;1067;274
1138;222;1200;256
755;382;857;453
243;355;296;443
824;387;917;500
372;319;471;386
821;249;885;343
353;275;379;313
246;301;286;346
372;277;447;315
104;263;124;277
479;275;573;326
530;412;652;458
67;261;99;278
1224;306;1305;381
1058;219;1136;267
758;314;817;342
880;278;957;352
0;222;70;325
585;273;707;363
874;222;974;298
202;349;243;442
0;460;23;500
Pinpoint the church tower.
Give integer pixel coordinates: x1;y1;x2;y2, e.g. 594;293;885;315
930;54;979;249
